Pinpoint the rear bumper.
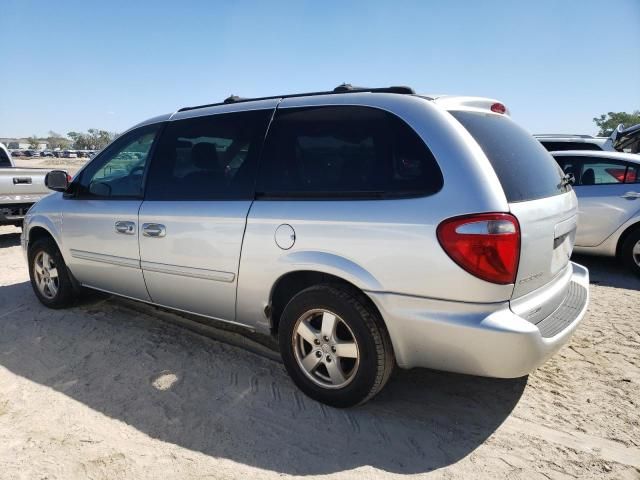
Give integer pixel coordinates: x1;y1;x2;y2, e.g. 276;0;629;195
367;261;589;377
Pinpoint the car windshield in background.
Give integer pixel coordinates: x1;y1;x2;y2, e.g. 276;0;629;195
451;111;568;202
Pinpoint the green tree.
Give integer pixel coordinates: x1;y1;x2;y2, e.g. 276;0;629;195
68;129;117;150
46;131;70;150
27;135;40;149
593;110;640;136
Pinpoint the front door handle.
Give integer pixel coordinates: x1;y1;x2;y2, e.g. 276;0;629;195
142;223;166;238
115;221;136;235
621;191;640;200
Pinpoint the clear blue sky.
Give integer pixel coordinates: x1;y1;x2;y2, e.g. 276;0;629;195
1;0;638;138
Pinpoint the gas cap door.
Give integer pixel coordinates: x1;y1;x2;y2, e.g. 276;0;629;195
275;224;296;250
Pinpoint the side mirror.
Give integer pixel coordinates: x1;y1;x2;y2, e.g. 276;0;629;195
45;170;70;192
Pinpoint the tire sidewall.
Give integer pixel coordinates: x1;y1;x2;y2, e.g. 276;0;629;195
621;230;640;276
278;286;383;407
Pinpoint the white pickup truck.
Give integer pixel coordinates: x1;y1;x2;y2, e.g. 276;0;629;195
0;143;55;226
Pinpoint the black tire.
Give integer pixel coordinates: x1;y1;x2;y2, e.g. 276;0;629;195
620;227;640;276
28;237;76;308
278;284;394;407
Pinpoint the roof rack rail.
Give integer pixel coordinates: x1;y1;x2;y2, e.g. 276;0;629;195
332;83;415;94
223;95;245;104
533;134;594;139
178;83;415;112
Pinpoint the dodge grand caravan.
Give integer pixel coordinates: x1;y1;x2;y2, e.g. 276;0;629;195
23;84;589;407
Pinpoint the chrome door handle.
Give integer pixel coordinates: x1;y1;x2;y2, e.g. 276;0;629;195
621;191;640;199
115;221;136;235
142;223;166;237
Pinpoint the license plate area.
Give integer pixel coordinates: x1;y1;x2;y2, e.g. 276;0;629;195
551;216;577;274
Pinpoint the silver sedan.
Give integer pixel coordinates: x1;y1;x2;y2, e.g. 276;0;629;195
553;150;640;274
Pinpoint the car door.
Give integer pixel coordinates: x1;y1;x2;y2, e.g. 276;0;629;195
62;123;162;300
557;156;640;246
138;103;276;323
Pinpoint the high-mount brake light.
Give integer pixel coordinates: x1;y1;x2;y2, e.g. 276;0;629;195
437;213;520;284
490;103;507;114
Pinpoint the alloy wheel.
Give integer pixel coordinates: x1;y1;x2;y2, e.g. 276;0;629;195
33;251;59;299
292;309;360;389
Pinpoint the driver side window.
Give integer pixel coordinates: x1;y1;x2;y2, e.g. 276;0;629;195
78;124;160;198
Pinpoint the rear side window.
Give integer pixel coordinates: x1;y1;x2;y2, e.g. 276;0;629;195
555;156;639;185
256;106;443;198
145;109;273;200
452;111;568;202
540;141;602;152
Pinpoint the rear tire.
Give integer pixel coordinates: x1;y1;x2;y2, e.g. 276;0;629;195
278;284;394;407
28;237;76;308
620;228;640;276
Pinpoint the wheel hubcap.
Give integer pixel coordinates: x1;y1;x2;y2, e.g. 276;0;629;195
292;309;359;389
33;251;59;299
633;240;640;268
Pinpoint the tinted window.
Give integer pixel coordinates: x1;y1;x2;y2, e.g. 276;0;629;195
451;111;568;202
540;141;602;152
77;124;160;198
256;106;442;198
0;148;11;167
145;110;272;200
556;156;639;186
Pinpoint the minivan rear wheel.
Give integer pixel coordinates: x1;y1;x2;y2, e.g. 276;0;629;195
278;285;394;407
620;228;640;276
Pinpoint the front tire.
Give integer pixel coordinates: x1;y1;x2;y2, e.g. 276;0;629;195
278;285;394;407
28;237;76;308
620;228;640;276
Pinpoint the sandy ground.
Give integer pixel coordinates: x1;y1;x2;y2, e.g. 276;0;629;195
0;224;639;479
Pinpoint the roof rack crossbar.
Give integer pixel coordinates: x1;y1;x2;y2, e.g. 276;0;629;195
177;83;415;112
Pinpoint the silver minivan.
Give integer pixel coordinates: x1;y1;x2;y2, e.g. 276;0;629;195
23;85;589;407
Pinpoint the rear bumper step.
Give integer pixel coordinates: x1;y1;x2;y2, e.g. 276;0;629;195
531;280;587;338
367;262;590;376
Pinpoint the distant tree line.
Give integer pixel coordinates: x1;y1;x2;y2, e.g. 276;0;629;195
26;129;119;150
593;110;640;136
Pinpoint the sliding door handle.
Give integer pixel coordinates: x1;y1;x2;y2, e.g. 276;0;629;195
142;223;166;237
115;221;136;235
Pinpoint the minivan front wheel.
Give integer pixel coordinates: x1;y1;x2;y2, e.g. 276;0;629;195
279;285;394;407
28;237;76;308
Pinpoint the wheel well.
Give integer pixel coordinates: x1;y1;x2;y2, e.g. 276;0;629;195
28;226;56;250
269;271;384;336
615;221;640;258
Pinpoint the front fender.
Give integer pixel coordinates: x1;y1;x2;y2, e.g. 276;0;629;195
23;212;64;256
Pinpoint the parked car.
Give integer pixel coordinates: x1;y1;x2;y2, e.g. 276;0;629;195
536;124;640;154
10;150;23;157
23;150;40;157
535;134;611;152
22;85;589;407
41;150;55;157
552;150;640;275
0;143;61;227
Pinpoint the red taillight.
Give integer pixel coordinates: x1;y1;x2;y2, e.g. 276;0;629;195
605;168;626;182
66;174;73;183
437;213;520;284
490;102;506;114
